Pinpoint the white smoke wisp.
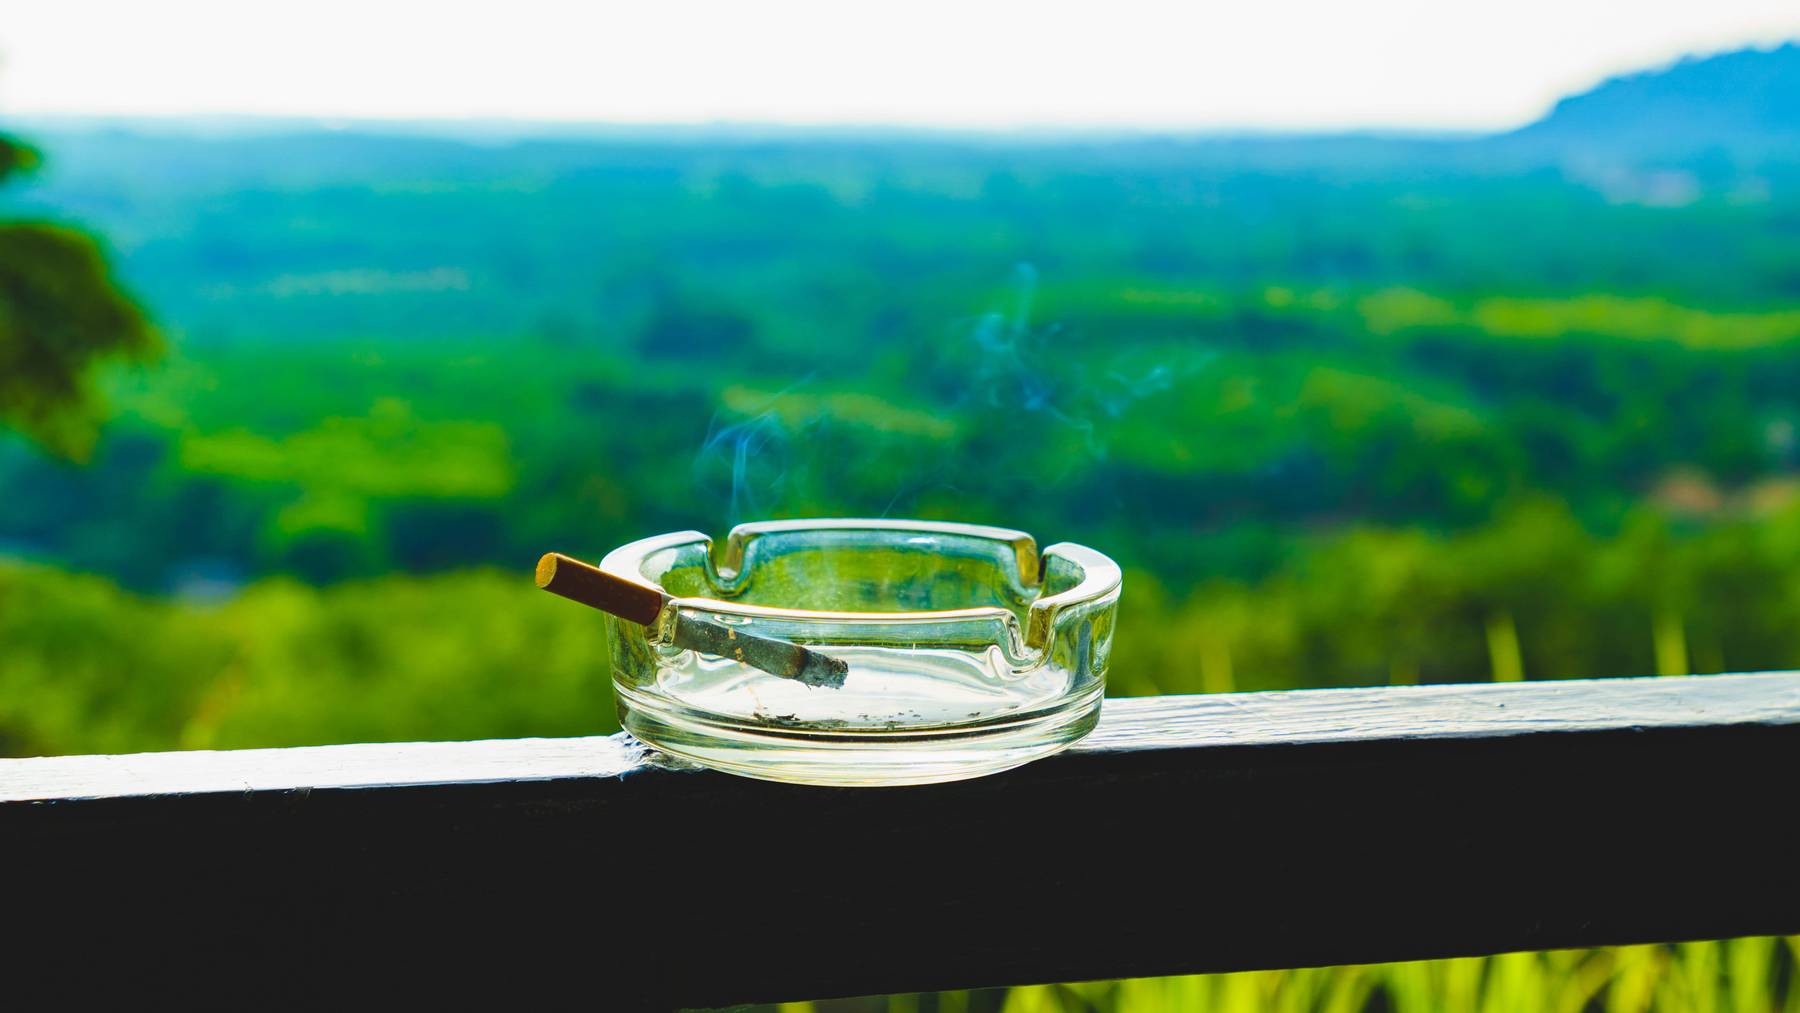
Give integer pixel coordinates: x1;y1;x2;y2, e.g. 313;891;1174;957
952;263;1212;475
692;387;806;528
685;266;1214;529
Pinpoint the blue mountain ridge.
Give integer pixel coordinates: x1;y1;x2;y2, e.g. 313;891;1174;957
1508;42;1800;158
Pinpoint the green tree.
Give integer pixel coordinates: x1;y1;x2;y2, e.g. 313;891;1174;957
0;132;159;459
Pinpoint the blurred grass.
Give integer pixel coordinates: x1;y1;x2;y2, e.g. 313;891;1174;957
751;937;1800;1012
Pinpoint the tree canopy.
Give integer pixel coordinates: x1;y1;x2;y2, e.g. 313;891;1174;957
0;132;158;459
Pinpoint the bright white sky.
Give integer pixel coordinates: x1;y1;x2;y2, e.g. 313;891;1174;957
3;1;1798;131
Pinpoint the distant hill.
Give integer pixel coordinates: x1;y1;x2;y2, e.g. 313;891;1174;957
1510;43;1800;160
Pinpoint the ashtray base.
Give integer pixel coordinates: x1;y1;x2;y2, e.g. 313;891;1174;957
617;684;1104;787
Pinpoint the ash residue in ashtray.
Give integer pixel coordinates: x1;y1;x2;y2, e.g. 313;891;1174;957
750;708;953;730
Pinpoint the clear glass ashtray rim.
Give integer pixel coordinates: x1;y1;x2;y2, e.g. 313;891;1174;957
598;517;1121;652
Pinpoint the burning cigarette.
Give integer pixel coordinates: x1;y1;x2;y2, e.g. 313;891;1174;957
534;552;848;689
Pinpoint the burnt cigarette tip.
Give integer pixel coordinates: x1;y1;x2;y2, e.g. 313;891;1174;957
802;654;851;690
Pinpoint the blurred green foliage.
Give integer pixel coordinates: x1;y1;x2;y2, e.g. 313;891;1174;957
1;126;1799;751
0;562;611;756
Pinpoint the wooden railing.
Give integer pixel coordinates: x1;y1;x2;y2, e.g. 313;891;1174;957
6;672;1799;1008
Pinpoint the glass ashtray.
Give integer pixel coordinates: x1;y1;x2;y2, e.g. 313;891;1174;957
599;519;1120;786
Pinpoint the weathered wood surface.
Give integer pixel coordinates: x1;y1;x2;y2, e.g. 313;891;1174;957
6;672;1799;1008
